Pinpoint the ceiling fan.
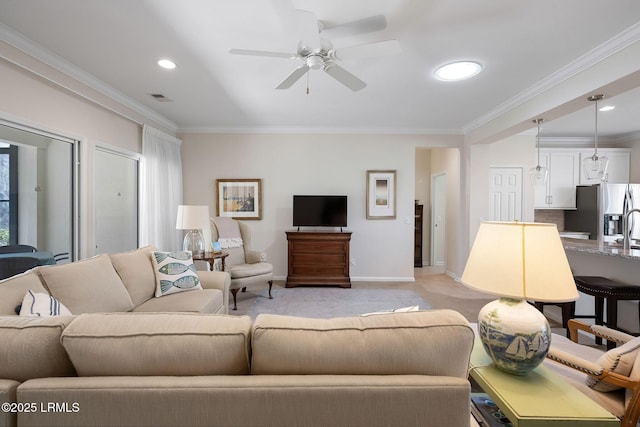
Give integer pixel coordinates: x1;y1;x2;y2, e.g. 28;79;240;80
229;7;400;92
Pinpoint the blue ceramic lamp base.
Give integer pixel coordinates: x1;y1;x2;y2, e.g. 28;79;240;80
477;298;551;375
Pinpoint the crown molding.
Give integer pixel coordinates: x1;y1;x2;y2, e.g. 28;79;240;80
0;23;177;133
463;21;640;134
177;124;464;135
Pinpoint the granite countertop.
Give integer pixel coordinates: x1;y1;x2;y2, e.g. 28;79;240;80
562;237;640;261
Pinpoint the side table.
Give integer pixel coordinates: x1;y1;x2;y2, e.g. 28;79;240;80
469;338;619;426
193;251;229;272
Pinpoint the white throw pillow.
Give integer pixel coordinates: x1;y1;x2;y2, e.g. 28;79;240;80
19;290;72;317
361;305;420;316
151;251;202;297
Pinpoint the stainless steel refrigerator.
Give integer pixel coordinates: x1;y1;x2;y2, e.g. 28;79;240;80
564;183;640;242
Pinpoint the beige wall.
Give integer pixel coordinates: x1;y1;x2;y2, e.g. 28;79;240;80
180;133;463;281
0;56;143;258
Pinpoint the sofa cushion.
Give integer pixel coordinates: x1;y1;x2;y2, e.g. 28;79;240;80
229;262;273;279
151;251;202;297
251;309;474;377
19;290;72;316
38;254;134;314
0;316;76;382
0;270;48;315
61;313;252;376
133;289;223;314
110;245;158;306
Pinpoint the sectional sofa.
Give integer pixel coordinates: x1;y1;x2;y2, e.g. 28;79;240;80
0;247;476;427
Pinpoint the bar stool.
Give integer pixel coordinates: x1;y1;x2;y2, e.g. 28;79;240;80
573;276;640;349
533;301;575;338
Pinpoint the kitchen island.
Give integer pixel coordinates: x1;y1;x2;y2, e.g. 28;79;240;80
562;238;640;333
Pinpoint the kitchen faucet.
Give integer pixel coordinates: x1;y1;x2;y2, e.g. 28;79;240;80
623;208;640;251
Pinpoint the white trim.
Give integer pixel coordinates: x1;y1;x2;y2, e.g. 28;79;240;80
350;276;416;283
0;23;177;132
463;21;640;134
177;125;464;136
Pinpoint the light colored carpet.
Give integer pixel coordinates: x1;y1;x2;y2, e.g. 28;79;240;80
246;288;430;319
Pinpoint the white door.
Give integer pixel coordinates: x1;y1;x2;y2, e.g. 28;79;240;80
431;174;446;268
94;148;139;254
489;167;523;221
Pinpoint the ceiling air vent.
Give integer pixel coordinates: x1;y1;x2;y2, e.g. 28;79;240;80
150;93;172;102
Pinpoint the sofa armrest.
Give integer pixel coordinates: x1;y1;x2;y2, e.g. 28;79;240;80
245;249;267;264
197;271;231;314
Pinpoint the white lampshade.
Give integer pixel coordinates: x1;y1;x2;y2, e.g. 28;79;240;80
461;221;577;302
176;205;210;230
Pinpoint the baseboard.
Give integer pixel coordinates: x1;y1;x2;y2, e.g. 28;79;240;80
351;276;415;283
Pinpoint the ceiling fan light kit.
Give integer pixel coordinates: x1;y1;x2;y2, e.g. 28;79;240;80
229;7;400;92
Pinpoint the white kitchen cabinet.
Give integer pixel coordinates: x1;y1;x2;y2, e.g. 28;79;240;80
534;149;580;209
579;148;630;185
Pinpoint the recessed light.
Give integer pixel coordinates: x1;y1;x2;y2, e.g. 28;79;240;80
599;105;615;112
157;59;176;70
434;61;482;81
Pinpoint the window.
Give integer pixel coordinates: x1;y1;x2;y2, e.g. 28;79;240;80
0;145;18;245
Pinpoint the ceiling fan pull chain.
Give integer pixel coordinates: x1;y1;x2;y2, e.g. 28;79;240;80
306;70;310;94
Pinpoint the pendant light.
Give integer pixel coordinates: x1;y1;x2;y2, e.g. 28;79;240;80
582;94;609;181
529;118;548;186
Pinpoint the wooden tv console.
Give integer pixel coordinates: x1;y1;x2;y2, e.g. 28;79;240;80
285;231;352;288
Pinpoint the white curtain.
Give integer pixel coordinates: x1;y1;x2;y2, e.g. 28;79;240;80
139;125;183;251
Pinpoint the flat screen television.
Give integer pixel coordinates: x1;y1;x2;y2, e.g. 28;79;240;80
293;195;347;228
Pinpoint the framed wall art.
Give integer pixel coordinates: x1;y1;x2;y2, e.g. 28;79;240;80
216;178;262;220
366;170;396;219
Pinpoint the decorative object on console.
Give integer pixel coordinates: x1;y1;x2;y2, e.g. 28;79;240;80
461;221;578;375
216;179;262;220
583;94;609;181
366;170;396;219
176;205;209;256
529;118;548;186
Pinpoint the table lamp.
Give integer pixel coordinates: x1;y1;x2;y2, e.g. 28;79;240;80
176;205;210;257
461;221;578;375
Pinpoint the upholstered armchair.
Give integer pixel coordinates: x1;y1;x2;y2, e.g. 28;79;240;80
210;217;273;310
544;319;640;427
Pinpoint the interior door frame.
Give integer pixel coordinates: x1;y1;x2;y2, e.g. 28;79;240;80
430;173;446;268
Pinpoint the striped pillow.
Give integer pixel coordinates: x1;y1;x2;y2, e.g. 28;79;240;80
19;290;72;316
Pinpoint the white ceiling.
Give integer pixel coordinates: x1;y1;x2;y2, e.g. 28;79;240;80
1;0;640;137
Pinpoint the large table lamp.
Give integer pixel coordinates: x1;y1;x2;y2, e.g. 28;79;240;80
176;205;210;257
461;221;578;375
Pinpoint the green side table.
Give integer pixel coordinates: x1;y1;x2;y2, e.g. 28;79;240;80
469;338;619;427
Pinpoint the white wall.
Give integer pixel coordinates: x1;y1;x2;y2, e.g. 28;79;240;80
631;140;640;183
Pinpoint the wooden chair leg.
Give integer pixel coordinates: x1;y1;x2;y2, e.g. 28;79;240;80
268;280;273;299
230;288;239;311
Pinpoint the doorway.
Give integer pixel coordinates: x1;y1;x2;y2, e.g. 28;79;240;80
431;173;446;268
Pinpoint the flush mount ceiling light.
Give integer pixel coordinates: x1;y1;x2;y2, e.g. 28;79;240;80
434;61;482;81
157;59;176;70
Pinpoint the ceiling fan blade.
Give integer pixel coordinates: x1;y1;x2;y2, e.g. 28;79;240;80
320;15;387;39
276;65;310;89
332;39;401;61
293;9;321;50
229;49;295;59
323;63;366;91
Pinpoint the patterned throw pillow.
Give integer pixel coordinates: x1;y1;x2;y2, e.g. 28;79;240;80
151;251;202;297
19;290;72;316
